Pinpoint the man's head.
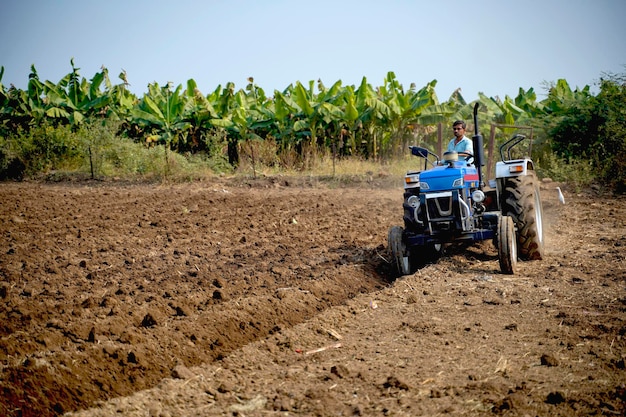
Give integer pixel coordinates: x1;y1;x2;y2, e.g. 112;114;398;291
452;120;466;139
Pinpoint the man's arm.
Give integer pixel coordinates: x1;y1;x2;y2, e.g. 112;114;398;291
458;138;473;157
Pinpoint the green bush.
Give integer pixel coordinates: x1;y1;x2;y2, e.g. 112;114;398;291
0;121;233;181
546;72;626;193
80;122;232;180
0;123;81;179
536;153;596;192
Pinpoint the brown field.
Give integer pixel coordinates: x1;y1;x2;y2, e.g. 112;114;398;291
1;177;625;416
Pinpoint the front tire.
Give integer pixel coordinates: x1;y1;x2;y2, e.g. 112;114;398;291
502;172;545;260
388;226;410;276
498;215;517;274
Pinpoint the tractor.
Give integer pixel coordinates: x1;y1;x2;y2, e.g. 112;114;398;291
388;103;544;275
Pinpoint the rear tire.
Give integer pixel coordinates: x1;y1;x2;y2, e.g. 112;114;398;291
388;226;410;276
498;215;517;274
502;172;545;260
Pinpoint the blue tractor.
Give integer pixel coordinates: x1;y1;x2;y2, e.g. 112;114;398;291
388;104;545;275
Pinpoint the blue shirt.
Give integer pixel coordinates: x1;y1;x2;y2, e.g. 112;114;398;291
447;136;473;155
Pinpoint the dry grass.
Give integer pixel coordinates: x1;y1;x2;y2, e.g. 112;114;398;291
235;140;418;186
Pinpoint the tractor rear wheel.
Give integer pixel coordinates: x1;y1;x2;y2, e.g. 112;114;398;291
502;171;545;260
498;215;517;274
388;226;410;276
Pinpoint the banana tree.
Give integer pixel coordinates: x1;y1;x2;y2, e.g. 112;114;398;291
319;86;359;174
336;85;359;155
538;79;594;162
103;69;138;122
269;89;300;151
180;78;219;153
130;82;191;173
291;79;346;159
512;87;545;119
18;65;48;126
350;76;392;159
377;72;438;157
542;79;591;113
230;83;275;176
0;65;44;132
41;59;113;126
205;82;244;165
130;82;191;145
291;80;320;149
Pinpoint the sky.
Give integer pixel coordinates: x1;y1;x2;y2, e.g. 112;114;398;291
1;0;625;102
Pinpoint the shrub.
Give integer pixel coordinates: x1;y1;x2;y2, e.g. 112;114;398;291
536;153;596;192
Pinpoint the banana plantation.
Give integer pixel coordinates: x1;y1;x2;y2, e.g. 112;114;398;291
1;60;623;189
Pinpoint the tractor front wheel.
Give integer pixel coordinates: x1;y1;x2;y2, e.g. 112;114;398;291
388;226;410;276
498;215;517;274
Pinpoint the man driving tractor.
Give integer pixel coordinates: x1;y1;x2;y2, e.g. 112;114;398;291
446;120;473;158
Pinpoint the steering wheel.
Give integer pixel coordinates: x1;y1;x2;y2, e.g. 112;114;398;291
459;152;474;164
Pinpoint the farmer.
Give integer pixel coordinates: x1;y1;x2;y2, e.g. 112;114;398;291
446;120;473;158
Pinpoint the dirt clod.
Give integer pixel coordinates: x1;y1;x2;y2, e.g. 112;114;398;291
540;353;560;367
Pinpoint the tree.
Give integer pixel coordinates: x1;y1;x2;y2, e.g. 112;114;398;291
546;75;626;192
591;74;626;192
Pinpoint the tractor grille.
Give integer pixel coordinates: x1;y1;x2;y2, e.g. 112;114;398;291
425;192;453;220
424;191;457;232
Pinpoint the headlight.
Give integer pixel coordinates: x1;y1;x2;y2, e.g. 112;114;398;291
407;195;419;208
419;181;430;190
404;172;420;189
471;189;485;203
404;173;420;185
452;178;464;187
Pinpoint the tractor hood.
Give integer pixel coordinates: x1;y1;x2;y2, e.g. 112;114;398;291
419;162;480;192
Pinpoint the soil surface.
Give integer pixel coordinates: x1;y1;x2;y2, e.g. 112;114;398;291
0;176;625;417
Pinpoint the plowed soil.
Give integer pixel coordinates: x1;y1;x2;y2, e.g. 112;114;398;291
1;177;625;417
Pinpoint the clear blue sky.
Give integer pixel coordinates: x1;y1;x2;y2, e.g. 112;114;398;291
1;0;624;101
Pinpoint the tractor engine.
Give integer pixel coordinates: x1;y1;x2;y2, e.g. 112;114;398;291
402;153;484;241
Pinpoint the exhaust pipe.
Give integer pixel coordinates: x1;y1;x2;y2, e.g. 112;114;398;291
472;103;485;189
